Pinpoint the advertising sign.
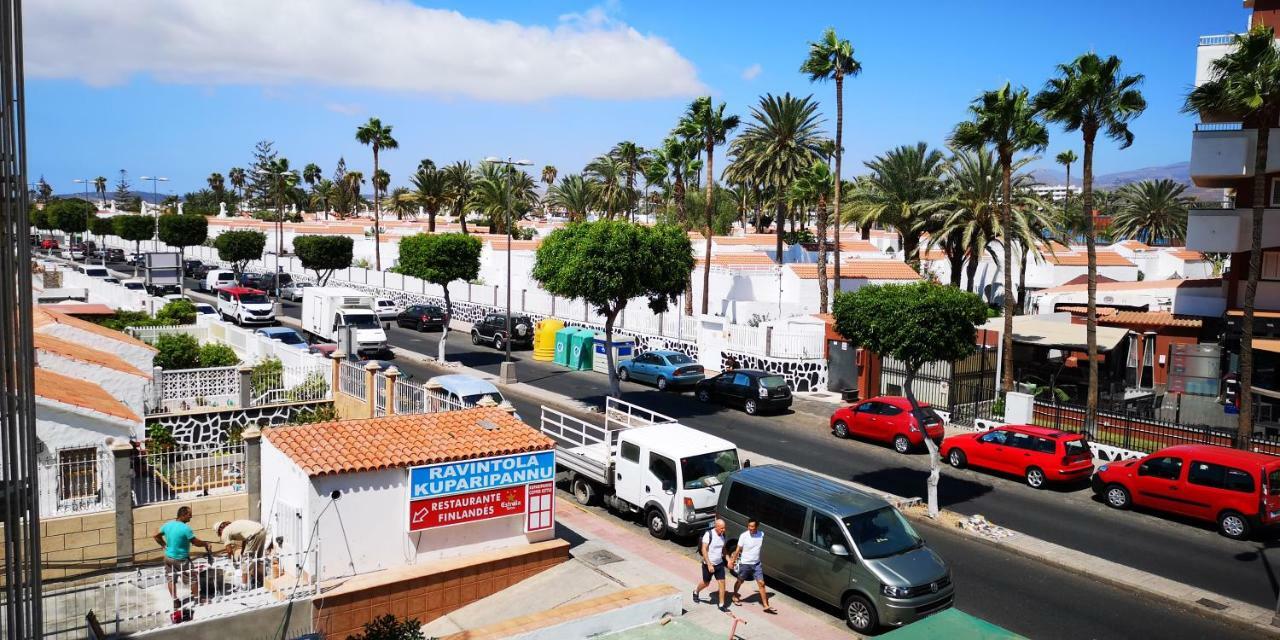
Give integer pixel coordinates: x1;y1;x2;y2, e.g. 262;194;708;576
408;486;527;532
524;481;555;533
409;451;555;501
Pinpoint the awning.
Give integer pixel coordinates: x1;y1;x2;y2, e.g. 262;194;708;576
981;317;1129;352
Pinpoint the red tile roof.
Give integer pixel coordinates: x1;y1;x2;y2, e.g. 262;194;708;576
1169;249;1206;261
265;408;554;477
790;260;920;280
1059;274;1118;287
33;308;156;351
1117;240;1151;251
1098;311;1204;328
35;368;139;423
485;238;542;251
704;253;776;267
1044;251;1135;267
1040;277;1221;295
713;235;779;246
35;333;150;377
1057;305;1118;316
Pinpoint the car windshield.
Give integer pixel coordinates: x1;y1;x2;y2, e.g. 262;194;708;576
379;300;395;307
461;391;504;405
272;332;304;345
344;313;381;330
843;507;923;560
124;283;144;290
239;293;269;304
85;269;107;277
666;353;694;365
759;375;787;388
680;449;740;490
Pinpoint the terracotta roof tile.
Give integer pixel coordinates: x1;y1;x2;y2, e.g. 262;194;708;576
1045;251;1135;267
485;238;542;251
1099;311;1204;328
1169;249;1206;261
35;368;140;423
264;408;554;477
1057;305;1118;316
35;333;150;377
1118;240;1151;251
713;235;779;246
920;250;949;261
704;253;776;267
822;239;881;253
38;303;115;316
790;260;920;281
1040;277;1222;295
33;308;156;351
1060;274;1117;287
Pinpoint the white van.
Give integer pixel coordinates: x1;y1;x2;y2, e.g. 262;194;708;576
203;269;236;292
215;286;276;325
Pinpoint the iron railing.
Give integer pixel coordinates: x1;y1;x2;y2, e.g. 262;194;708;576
36;449;114;518
337;360;366;398
132;443;246;507
1033;399;1280;455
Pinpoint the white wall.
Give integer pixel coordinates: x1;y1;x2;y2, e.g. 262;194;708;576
36;402;134;453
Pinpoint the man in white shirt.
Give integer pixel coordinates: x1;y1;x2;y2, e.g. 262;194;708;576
728;518;776;613
693;519;729;609
214;519;268;588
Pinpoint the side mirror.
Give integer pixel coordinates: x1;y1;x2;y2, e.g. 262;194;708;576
743;459;751;469
829;544;850;557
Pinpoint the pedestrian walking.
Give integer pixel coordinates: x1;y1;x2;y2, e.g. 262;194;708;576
214;519;270;588
693;519;730;609
154;506;212;603
728;519;776;614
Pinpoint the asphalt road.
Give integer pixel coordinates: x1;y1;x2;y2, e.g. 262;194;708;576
150;265;1280;612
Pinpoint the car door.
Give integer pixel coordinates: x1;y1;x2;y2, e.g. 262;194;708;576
850;402;881;438
1183;460;1253;522
971;430;1010;470
876;402;907;442
1131;455;1190;515
711;373;736;403
644;451;680;525
628;353;651;382
794;510;854;604
614;440;644;506
1002;430;1038;475
729;373;754;407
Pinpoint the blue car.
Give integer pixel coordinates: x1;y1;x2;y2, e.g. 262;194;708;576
255;327;309;350
617;350;705;391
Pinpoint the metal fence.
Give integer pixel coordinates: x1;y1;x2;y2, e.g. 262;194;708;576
250;362;331;407
1032;400;1280;456
374;372;388;416
128;324;209;345
133;443;246;507
394;379;475;415
338;360;366;398
881;349;998;420
36;448;114;518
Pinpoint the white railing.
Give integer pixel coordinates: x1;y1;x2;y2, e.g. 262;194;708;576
153;366;240;413
374;372;388;416
128;324;208;345
133;443;245;506
36;449;114;518
251;362;331;407
395;379;475;415
338;360;366;398
771;332;826;358
722;327;768;354
1199;33;1236;46
720;327;824;359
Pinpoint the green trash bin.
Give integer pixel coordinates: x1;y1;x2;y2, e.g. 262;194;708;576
553;326;577;367
567;328;595;371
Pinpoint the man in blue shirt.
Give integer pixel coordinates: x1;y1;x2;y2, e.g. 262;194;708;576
154;506;212;602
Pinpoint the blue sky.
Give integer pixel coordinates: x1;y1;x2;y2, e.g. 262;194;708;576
28;0;1250;196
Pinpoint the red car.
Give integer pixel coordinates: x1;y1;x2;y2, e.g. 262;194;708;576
829;396;945;454
942;425;1093;488
1092;444;1280;540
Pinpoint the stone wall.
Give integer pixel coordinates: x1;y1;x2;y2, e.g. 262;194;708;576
147;401;330;449
721;350;828;393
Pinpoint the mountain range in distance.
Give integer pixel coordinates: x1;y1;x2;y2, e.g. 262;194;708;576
1030;161;1226;200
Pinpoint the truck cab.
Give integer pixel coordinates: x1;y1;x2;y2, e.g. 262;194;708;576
331;307;387;357
615;424;739;538
301;287;389;357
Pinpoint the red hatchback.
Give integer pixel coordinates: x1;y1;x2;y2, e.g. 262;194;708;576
829;396;945;454
1092;444;1280;540
942;425;1094;488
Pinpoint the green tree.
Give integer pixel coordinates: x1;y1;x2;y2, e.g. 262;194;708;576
35;176;52;204
355;117;398;270
410;160;447;232
246;140;279;207
394;233;482;361
677;97;740;315
471;162;537;234
540;164;558;217
198;343;240;367
547;174;596;221
154;333;201;370
47;198;94;243
114;170;132;208
156;299;197;324
214;229;267;276
846;143;947;271
584;154;629;221
443;161;476;234
310;178;336;219
113;214;154;275
802;26;862;273
610;141;644;220
228;166;247;201
951;82;1049;394
157;214;208;266
1184;25;1280;444
1111;179;1190;244
345;614;425;640
90;216;114;239
1055;150;1077;205
1035;52;1146;433
207;172;226;195
789;160;835;311
533;221;693;397
93;176;108;205
303;162;322;188
832;281;987;518
294;235;354;286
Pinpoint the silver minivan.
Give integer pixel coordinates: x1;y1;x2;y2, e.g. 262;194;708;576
717;465;953;633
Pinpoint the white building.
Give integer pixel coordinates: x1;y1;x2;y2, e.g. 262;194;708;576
1031;184;1082;202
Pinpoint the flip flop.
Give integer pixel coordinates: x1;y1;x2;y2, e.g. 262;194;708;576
691;589;699;603
732;595;743;606
763;607;778;615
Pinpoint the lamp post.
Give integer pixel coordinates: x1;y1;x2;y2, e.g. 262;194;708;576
257;168;297;307
484;156;532;384
139;175;168;251
72;178;98;263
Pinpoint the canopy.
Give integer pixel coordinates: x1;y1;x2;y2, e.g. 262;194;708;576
981;317;1129;352
879;609;1024;639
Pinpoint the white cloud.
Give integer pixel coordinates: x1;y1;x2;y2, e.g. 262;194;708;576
325;103;363;116
26;0;703;102
741;64;762;81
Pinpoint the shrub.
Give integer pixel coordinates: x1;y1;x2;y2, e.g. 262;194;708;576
198;343;240;367
286;370;329;401
346;614;425;640
290;404;337;425
156;299;197;325
250;357;283;399
154;333;200;369
146;423;176;452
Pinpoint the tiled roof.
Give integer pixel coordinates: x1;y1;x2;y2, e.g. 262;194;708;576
38;303;115;316
35;368;140;423
789;260;920;281
265;408;554;477
35;333;150;377
1169;249;1206;261
1057;305;1118;316
1044;241;1073;254
1098;311;1204;328
33;308;156;351
713;235;779;246
485;238;542;251
1040;277;1222;295
824;240;881;253
1044;251;1135;267
704;253;775;267
1118;240;1151;251
1060;274;1117;287
920;250;949;262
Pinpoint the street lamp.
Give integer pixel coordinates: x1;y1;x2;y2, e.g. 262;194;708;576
139;175;168;251
72;178;98;263
484;156;533;384
257;168;298;305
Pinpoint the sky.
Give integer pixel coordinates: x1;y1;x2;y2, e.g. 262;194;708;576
26;0;1252;196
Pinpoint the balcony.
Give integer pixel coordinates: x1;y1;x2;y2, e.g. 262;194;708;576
1188;123;1280;187
1186;206;1280;254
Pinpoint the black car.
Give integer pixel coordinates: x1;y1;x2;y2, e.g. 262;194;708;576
190;262;215;280
695;369;793;415
260;272;294;294
396;304;448;332
237;272;264;289
183;259;204;278
471;313;533;350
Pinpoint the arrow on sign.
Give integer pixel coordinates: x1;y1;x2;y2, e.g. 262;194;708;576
411;505;430;524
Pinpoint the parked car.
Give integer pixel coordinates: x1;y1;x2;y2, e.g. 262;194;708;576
1092;444;1280;540
471;313;533;350
125;252;144;266
103;248;125;263
61;246;84;261
103;277;119;285
237;272;265;289
255;326;309;350
215;286;275;325
40;238;59;251
280;281;313;302
79;265;110;279
308;343;338;358
190;262;215;280
193;302;217;316
829;396;945;454
203;269;236;292
695;369;792;415
182;258;203;278
260;273;294;295
374;297;402;321
394;304;446;332
428;374;508;406
121;278;146;291
941;425;1093;488
617;350;704;391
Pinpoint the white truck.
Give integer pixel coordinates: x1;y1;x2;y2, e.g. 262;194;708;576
300;286;389;357
143;252;183;296
540;397;741;539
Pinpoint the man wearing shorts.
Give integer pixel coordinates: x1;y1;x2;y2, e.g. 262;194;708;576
693;519;729;609
215;519;268;588
728;518;776;614
154;506;211;602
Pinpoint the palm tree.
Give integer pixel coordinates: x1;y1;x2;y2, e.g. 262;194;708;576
951;82;1049;395
1055;150;1077;202
1036;53;1146;432
443;161;476;234
411;162;447;231
1185;25;1280;442
547;174;596;221
343;170;365;219
610;142;644;220
471;162;537;234
585;155;629;220
1112;179;1190;244
726;93;828;262
846;143;947;270
228;167;247;202
303;163;322;193
790;160;835;311
802;26;863;279
677;97;740;314
374;169;390;202
388;186;416;220
207;172;225;195
933;148;1032;292
92;176;107;206
540;165;557;217
310;179;335;216
355;117;398;269
640;156;668;221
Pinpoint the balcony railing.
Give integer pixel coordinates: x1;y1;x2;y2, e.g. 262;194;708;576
1194;121;1243;132
1199;34;1237;46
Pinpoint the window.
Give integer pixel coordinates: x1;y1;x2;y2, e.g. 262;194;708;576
856;402;880;414
878;404;904;417
649;453;677;491
724;482;806;537
1188;461;1255;493
1138;456;1183;481
1006;431;1035;450
57;447;100;502
732;373;751;387
620;441;640;463
1272;178;1280;207
1270;469;1280;494
810;513;846;551
1264;252;1280;281
681;449;740;489
979;430;1008;445
843;507;923;560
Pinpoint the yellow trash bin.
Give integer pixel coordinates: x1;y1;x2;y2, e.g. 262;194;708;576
533;318;564;362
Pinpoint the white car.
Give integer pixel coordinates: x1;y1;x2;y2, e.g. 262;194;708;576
121;278;146;291
193;302;217;316
374;297;402;321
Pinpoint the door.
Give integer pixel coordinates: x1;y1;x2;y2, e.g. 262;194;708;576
1184;460;1255;522
644;451;680;526
613;439;644;508
712;374;736;404
795;511;854;605
1002;430;1039;475
728;372;754;407
1131;455;1189;514
971;430;1010;470
850;402;881;438
632;353;656;382
876;402;907;441
745;488;808;584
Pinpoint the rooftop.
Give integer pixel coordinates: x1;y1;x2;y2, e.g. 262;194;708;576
265;407;553;477
1168;249;1207;261
704;252;775;267
35;367;140;423
1044;251;1135;267
34;333;150;377
1039;277;1222;296
33;307;156;351
1097;311;1204;329
789;260;921;281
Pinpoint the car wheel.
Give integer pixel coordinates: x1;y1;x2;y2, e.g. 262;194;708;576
646;507;669;540
697;388;712;403
572;477;595;506
416;322;427;333
833;420;850;438
1104;484;1131;510
948;448;967;469
1025;466;1046;489
618;367;630;382
1218;511;1251;540
656;376;668;391
493;335;505;351
744;399;759;415
893;435;911;454
843;593;878;633
471;331;481;345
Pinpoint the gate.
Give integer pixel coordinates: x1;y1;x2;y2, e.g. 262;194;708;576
373;372;388;416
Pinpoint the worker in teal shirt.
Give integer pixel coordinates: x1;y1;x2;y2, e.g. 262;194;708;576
154;506;212;602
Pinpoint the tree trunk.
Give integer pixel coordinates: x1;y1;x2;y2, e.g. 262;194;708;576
1000;152;1015;394
428;208;436;233
439;287;452;362
902;233;919;274
1082;132;1099;434
701;139;715;315
904;368;940;518
834;74;844;285
965;248;979;293
1017;243;1029;313
948;247;963;288
817;195;829;313
372;147;382;271
774;196;786;263
605;308;621;398
459;201;469;235
1239;116;1271;447
133;240;140;277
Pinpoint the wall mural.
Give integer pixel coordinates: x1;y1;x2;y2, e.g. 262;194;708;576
147;401;330;448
